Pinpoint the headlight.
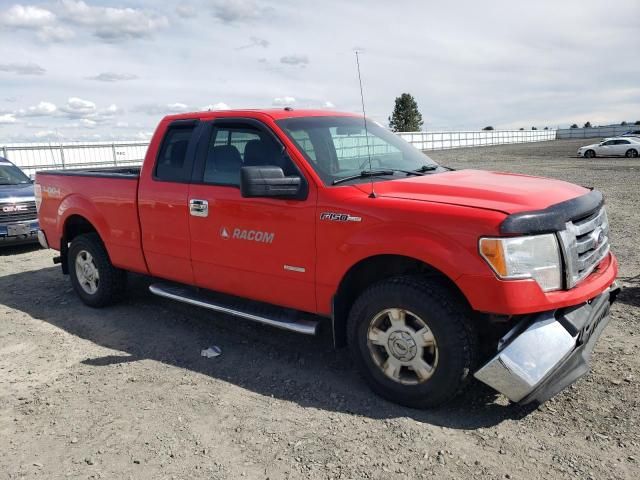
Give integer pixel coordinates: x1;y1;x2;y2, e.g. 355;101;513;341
479;234;562;292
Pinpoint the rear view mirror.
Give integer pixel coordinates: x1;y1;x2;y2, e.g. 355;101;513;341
240;166;306;200
336;126;364;136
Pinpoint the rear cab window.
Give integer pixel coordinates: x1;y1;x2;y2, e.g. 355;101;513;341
155;122;198;182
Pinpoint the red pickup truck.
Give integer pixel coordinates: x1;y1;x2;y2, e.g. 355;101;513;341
36;109;619;408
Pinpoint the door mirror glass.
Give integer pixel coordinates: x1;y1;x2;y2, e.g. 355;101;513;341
240;166;305;199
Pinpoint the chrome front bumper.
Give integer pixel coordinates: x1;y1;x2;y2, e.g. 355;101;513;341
474;283;620;404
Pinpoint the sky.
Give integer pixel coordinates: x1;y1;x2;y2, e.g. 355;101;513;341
0;0;638;142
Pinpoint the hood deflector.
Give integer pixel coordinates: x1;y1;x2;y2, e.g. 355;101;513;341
500;190;603;235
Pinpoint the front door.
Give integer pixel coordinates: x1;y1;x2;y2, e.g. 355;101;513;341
138;120;199;285
188;119;317;313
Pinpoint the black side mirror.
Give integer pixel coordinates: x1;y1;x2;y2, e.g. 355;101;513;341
240;166;305;199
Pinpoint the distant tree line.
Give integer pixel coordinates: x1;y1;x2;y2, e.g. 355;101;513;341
387;94;640;132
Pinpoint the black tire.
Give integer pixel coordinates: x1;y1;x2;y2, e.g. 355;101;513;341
584;149;596;158
625;149;638;158
347;276;478;408
68;233;127;308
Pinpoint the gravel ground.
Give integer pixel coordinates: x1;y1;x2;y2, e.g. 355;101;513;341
1;139;638;479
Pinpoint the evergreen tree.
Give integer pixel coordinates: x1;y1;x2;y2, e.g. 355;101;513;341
584;121;592;128
388;93;423;132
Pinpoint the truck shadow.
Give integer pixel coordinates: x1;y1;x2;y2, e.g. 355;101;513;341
0;266;537;429
0;244;40;256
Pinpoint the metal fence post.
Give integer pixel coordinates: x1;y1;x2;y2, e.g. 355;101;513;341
1;146;7;160
59;144;65;169
111;143;118;166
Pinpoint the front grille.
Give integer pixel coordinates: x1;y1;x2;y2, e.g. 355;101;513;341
558;206;610;288
0;201;38;224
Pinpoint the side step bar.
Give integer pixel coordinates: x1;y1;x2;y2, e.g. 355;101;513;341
149;283;319;335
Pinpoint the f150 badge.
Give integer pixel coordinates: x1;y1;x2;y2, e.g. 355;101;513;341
220;227;274;244
320;212;362;222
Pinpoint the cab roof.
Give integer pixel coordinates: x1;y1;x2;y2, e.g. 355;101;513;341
163;108;361;123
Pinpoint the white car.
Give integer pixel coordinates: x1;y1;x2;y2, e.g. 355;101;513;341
577;137;640;158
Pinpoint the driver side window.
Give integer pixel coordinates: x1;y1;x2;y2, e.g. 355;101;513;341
203;125;293;186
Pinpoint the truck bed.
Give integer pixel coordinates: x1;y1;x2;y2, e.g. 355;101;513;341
36;167;148;274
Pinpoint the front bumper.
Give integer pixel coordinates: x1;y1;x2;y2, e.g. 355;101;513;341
0;220;40;245
474;282;620;404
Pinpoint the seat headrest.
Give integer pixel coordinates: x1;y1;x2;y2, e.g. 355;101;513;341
213;145;242;172
244;139;279;167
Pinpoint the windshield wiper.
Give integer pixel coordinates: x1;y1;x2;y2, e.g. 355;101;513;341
332;169;396;185
414;164;439;173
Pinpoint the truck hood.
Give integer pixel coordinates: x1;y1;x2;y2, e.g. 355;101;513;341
0;182;35;202
370;169;589;214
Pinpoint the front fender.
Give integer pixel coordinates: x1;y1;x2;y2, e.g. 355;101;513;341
315;202;505;314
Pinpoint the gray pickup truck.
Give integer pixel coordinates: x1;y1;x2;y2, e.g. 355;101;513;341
0;157;39;245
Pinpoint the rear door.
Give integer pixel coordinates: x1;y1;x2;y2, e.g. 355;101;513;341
138;120;201;284
187;118;317;312
615;139;630;155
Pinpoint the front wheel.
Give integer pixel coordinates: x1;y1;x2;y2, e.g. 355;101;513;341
625;149;638;158
584;149;596;158
347;276;478;408
68;233;126;307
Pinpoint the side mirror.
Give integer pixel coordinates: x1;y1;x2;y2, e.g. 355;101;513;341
240;166;305;199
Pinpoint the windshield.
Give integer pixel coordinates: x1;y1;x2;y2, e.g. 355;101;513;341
276;116;440;185
0;162;30;185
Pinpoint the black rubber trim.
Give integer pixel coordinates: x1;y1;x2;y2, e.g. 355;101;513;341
500;189;603;235
36;167;140;179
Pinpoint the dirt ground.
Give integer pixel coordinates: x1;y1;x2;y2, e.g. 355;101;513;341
1;139;638;479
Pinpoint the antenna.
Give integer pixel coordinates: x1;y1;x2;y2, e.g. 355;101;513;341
355;50;376;198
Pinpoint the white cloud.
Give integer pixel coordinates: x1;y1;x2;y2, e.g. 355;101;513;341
176;5;196;19
16;101;57;117
0;114;17;124
37;25;75;42
280;55;309;66
135;131;153;140
237;36;269;50
133;102;191;115
323;101;336;109
0;4;55;28
61;0;169;41
202;102;230;111
88;72;139;82
0;63;46;75
80;118;97;128
34;130;60;139
211;0;267;24
272;96;296;106
60;97;97;117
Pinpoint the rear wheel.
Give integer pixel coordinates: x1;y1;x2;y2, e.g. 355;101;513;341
68;233;126;307
347;276;478;408
625;149;638;158
584;149;596;158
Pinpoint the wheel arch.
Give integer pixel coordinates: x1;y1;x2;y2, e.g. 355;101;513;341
60;214;104;274
331;254;470;348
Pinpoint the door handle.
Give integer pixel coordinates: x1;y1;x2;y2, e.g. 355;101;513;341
189;199;209;217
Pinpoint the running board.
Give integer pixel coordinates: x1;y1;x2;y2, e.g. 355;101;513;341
149;283;319;335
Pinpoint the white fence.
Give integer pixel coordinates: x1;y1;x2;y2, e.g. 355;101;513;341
398;129;555;150
2;128;557;176
556;125;639;139
0;141;148;176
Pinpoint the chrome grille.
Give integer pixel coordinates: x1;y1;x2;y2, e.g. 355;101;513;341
558;206;610;288
0;201;38;224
